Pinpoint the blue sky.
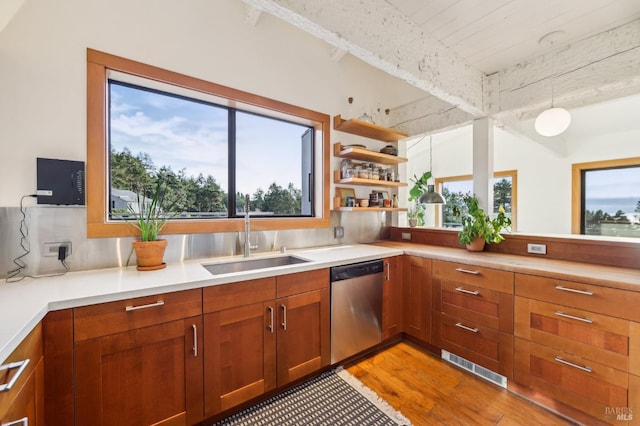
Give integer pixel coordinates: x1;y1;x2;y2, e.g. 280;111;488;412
109;83;306;194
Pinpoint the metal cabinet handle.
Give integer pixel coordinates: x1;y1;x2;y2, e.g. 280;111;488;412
554;285;593;296
281;305;287;331
0;359;30;392
125;300;165;311
455;322;479;333
555;311;593;323
455;287;480;296
555;356;592;373
267;306;274;333
455;268;480;275
3;417;29;426
192;324;198;357
385;262;390;281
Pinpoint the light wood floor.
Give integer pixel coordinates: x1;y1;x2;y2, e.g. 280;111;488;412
345;342;576;426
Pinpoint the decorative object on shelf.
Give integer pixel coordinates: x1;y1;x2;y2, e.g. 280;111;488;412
336;187;356;207
534;31;571;137
126;180;177;270
359;112;374;124
379;145;398;156
453;194;512;252
392;194;398;208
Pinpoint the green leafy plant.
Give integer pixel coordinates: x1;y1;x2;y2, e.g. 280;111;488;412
453;194;511;246
127;180;177;241
408;171;432;226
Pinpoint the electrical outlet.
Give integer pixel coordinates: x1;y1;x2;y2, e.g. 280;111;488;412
334;226;344;239
527;243;547;255
43;242;72;257
401;232;411;240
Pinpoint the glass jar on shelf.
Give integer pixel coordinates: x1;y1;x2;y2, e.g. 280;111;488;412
340;159;353;179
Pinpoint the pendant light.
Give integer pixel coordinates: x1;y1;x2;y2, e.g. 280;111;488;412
418;136;446;204
535;31;571;137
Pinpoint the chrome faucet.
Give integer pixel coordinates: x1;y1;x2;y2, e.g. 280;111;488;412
244;194;257;257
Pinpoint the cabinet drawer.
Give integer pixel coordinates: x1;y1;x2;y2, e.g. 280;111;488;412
436;279;513;333
515;297;630;372
204;277;275;313
0;324;42;419
276;269;329;298
515;273;640;322
74;288;202;341
514;338;628;424
433;260;513;294
434;313;513;379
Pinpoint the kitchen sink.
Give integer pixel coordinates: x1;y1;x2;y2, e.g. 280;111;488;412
202;255;310;275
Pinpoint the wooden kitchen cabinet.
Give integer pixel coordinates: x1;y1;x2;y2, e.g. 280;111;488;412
275;269;330;386
432;260;514;379
514;273;638;425
74;289;203;426
382;256;403;339
203;277;277;418
0;324;44;426
203;269;330;418
402;256;432;343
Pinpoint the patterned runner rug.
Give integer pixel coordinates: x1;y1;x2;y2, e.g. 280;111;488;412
213;367;412;425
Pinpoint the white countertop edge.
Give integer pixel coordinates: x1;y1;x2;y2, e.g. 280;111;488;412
1;244;403;364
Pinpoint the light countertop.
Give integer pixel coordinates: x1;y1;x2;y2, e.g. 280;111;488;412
0;244;402;364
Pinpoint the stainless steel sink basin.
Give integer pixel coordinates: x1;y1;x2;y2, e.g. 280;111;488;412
202;255;310;275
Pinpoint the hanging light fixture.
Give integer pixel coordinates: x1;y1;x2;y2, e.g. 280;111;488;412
418;136;446;204
535;30;571;137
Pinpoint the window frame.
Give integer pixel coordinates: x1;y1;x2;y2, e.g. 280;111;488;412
87;48;330;237
571;157;640;235
434;170;518;230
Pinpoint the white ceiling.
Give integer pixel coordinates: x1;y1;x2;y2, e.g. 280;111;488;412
386;0;640;74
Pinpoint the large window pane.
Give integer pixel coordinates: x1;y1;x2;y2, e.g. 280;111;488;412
582;166;640;238
236;111;312;216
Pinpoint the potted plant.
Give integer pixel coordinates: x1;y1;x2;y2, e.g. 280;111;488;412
128;180;177;270
407;171;432;227
453;194;511;252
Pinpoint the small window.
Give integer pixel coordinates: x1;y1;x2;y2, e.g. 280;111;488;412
572;158;640;238
436;171;517;230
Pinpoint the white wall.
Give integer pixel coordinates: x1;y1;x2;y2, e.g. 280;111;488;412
407;122;640;235
0;0;424;206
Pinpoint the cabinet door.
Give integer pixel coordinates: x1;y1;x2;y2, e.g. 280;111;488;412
75;317;203;426
277;288;330;386
402;256;432;342
203;301;276;417
382;256;403;339
0;358;43;426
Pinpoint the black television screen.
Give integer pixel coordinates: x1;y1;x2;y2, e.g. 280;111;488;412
36;158;85;205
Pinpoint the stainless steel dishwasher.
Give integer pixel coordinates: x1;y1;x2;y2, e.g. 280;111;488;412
330;259;383;364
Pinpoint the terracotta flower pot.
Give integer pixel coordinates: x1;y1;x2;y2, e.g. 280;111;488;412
465;237;486;252
132;239;168;271
408;218;418;228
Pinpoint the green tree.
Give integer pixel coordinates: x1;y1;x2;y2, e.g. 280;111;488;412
493;178;512;214
110;148;154;191
635;200;640;213
261;182;301;215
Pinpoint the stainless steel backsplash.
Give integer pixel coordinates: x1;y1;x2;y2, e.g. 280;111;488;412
0;207;390;278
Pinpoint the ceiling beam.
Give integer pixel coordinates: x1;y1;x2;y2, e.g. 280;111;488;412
241;0;486;116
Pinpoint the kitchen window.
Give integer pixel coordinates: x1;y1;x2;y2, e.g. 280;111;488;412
572;157;640;238
435;170;517;230
87;49;330;237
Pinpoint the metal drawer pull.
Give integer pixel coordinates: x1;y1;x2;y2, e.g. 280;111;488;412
554;285;593;296
455;268;480;275
4;417;29;426
192;324;198;357
555;311;593;323
267;306;274;333
0;359;30;392
385;262;390;281
455;322;479;333
554;356;592;373
455;287;480;296
125;300;165;311
281;305;287;330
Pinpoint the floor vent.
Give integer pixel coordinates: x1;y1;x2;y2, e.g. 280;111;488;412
441;350;507;388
